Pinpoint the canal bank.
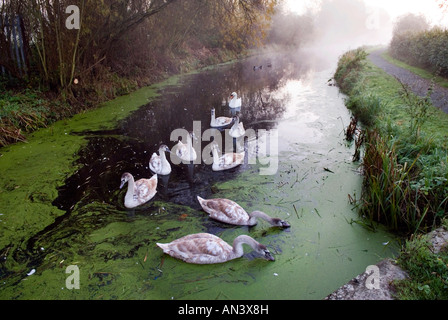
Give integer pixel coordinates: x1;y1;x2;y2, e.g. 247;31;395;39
1;51;399;300
332;47;448;300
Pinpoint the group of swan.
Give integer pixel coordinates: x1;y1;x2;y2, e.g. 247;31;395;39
119;90;289;264
157;196;290;264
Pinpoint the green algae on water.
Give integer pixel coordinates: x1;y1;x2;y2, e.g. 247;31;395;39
0;77;179;275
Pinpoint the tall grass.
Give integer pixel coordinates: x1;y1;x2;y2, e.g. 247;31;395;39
361;130;424;232
335;48;448;234
0;89;73;147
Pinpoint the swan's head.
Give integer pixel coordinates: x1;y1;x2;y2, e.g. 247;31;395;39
257;244;275;261
159;144;171;153
271;218;291;228
119;172;132;189
229;92;238;100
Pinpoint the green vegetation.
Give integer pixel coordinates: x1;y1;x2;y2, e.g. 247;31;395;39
388;13;448;79
0;89;72;147
390;27;448;78
381;51;448;89
335;46;448;300
334;48;448;234
394;219;448;300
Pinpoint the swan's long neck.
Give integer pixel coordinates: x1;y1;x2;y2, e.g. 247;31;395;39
160;149;168;167
160;149;167;161
187;135;195;160
211;109;216;122
211;147;219;164
232;117;240;129
124;176;136;203
248;211;275;225
232;235;260;258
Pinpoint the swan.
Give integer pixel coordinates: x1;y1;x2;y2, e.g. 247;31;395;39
149;144;171;175
197;196;291;227
156;233;275;264
176;131;197;162
211;143;244;171
229;115;245;138
119;172;157;208
210;108;232;127
228;92;242;109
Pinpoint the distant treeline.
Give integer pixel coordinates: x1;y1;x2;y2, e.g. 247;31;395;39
389;14;448;77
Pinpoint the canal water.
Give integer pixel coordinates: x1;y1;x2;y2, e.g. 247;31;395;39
0;50;398;300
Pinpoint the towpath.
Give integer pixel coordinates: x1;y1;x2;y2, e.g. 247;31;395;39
368;48;448;114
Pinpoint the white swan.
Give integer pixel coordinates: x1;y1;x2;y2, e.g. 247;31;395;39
228;92;242;109
211;144;244;171
176;131;197;162
119;172;157;208
197;196;291;227
210;108;232;127
149;144;171;175
156;233;275;264
229;115;245;138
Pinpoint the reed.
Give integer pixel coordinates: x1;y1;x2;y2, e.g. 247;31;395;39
360;130;420;232
335;47;448;234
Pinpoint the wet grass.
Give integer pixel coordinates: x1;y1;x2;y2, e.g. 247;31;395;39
0;89;72;147
335;48;448;234
336;48;448;301
393;219;448;300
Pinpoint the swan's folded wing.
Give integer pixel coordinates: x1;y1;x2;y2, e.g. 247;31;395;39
205;198;247;222
135;178;157;200
150;156;161;172
221;153;244;165
170;237;232;263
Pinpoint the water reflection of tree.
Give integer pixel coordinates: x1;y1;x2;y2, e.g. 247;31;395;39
122;52;314;144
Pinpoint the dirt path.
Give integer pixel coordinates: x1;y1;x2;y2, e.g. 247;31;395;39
368;48;448;114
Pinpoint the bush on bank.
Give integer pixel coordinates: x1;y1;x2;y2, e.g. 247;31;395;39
390;27;448;78
334;48;448;235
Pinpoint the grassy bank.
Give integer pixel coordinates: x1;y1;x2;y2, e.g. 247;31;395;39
381;51;448;89
334;48;448;235
334;47;448;299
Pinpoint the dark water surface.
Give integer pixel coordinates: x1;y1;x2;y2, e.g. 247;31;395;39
0;51;398;300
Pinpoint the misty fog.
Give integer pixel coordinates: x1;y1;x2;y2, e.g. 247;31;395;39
267;0;399;64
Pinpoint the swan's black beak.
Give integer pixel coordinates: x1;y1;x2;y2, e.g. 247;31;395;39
264;250;275;261
280;220;291;228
